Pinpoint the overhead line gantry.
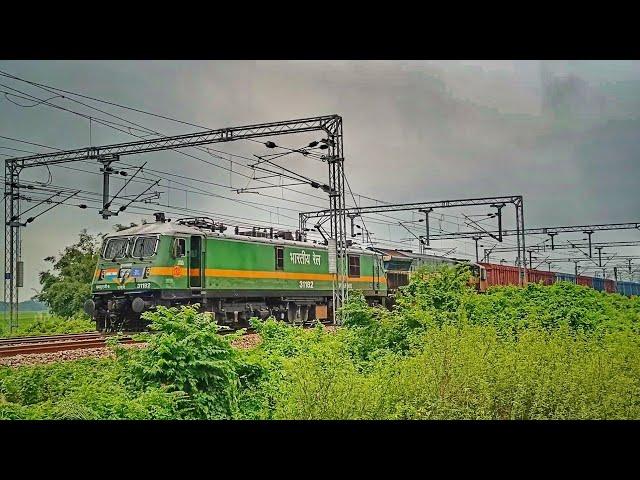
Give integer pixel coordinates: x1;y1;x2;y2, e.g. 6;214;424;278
300;194;527;285
4;114;349;329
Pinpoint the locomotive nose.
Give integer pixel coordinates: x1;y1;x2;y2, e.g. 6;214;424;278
84;299;95;316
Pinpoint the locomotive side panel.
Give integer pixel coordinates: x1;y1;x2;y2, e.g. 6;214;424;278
202;237;386;297
88;226;387;330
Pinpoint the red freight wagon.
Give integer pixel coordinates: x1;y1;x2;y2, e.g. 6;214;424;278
576;275;593;287
604;279;616;293
527;269;555;285
479;263;521;287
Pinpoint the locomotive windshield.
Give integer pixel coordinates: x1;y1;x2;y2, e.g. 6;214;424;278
102;237;130;259
132;236;159;258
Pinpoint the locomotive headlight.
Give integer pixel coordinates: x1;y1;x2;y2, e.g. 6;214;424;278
143;267;150;279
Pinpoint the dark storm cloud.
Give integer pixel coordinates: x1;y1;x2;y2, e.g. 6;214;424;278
1;60;639;292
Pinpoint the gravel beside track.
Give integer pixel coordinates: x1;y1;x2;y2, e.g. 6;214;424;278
0;324;340;367
0;343;147;367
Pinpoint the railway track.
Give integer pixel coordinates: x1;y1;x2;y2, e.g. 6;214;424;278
0;332;104;346
0;320;335;359
0;332;139;358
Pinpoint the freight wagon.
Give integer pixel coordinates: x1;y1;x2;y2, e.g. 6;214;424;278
478;263;522;287
555;272;576;284
591;277;616;293
592;277;605;292
480;262;640;298
527;269;555;286
576;275;593;288
617;281;640;297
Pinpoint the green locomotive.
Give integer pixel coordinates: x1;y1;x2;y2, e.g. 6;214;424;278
84;214;387;331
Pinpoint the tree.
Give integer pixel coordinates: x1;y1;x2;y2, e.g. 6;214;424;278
36;220;149;317
37;230;101;318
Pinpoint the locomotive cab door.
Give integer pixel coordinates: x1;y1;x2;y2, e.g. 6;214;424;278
189;236;205;288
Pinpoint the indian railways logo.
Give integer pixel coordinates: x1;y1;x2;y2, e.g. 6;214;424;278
173;265;183;278
290;250;322;266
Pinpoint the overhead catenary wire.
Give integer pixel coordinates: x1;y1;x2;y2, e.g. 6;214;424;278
0;79;335;205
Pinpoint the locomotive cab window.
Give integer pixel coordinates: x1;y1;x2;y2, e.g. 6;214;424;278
132;236;159;258
275;246;284;270
102;237;130;259
173;238;186;258
348;255;360;277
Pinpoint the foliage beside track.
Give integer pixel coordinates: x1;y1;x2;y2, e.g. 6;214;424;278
37;230;100;319
2;265;640;419
0;311;95;338
0;358;183;419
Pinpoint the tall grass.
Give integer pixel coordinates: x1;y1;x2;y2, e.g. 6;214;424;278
0;311;94;338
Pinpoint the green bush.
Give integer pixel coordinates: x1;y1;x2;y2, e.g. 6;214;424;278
3;271;640;420
265;267;640;419
463;281;640;334
121;304;244;419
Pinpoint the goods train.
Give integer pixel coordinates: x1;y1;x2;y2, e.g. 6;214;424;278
84;214;640;331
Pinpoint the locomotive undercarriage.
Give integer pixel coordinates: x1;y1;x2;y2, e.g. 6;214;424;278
86;291;340;332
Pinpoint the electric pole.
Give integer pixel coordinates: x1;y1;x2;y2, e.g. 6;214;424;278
595;246;604;267
419;208;433;246
473;236;481;262
583;230;594;257
490;203;506;242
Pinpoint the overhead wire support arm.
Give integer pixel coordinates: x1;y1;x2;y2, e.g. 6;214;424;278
17;190;81;225
104;161;147;210
117;180;161;214
236;182;308;193
463;213;500;242
425;222;640;240
398;221;424;248
8;191;60;223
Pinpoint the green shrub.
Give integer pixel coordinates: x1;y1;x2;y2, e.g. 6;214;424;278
122;304;243;419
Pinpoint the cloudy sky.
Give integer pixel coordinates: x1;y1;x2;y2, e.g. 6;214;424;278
1;60;639;295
